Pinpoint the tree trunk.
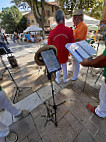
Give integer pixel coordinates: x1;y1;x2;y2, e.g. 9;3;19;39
102;0;106;21
41;0;45;39
28;0;45;39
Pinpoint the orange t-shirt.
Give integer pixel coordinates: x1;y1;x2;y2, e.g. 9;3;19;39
73;21;87;40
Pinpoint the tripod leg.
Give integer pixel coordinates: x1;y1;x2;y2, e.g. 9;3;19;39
13;88;19;104
54;108;57;127
95;70;103;84
44;120;48;127
56;101;66;107
41;115;46;117
82;67;89;91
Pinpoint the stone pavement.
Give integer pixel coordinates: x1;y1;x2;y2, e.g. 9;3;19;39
0;40;106;142
0;78;106;142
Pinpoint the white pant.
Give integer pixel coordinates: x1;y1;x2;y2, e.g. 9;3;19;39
0;90;21;137
72;58;80;79
56;63;67;83
95;79;106;118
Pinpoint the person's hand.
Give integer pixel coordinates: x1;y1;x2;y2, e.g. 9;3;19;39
80;59;88;66
68;57;72;65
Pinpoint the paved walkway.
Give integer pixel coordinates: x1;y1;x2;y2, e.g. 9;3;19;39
0;78;106;142
0;40;106;142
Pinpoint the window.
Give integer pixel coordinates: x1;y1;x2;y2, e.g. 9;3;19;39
32;20;35;23
46;10;50;17
27;19;30;24
44;10;46;16
52;6;54;13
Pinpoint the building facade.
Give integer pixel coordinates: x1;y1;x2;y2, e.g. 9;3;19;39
22;1;58;30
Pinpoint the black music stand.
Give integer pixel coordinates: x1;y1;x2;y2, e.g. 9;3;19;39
0;47;30;104
40;49;66;127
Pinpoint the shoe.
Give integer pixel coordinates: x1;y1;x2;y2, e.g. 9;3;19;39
68;70;73;73
63;79;67;84
15;110;29;118
55;79;60;85
86;104;103;118
86;104;96;114
71;77;77;81
0;108;4;112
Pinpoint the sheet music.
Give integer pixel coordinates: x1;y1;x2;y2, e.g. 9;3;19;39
41;49;61;73
65;40;97;63
65;43;83;62
77;40;97;56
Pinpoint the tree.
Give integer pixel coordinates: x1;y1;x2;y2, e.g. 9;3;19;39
102;0;106;21
0;6;27;33
11;0;45;38
85;0;103;20
58;0;103;19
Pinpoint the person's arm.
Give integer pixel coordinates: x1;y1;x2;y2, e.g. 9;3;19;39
74;38;81;42
81;54;106;67
48;31;53;45
68;28;75;43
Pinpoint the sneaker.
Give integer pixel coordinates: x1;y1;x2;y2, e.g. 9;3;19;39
71;77;77;81
55;79;60;85
15;110;29;118
68;70;73;73
86;104;96;114
63;79;67;84
0;108;4;112
86;104;103;119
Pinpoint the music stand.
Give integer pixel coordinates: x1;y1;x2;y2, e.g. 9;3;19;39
40;49;66;127
0;47;30;104
65;41;97;93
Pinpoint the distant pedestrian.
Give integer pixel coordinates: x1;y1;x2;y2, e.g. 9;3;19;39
20;34;23;42
12;34;16;43
16;33;20;44
3;33;9;45
0;32;4;42
26;32;31;42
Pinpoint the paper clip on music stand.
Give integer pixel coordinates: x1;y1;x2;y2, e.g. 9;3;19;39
40;49;66;127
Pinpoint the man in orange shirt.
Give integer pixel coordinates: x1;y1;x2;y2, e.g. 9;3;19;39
71;9;87;80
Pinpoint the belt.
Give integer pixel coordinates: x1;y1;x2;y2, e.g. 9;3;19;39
105;78;106;84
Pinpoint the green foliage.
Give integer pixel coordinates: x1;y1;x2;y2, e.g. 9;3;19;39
0;6;27;33
86;0;104;20
58;0;104;19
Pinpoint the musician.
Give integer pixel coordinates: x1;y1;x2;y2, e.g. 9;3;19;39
48;9;75;84
0;85;29;138
0;41;11;54
81;46;106;118
71;9;87;81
